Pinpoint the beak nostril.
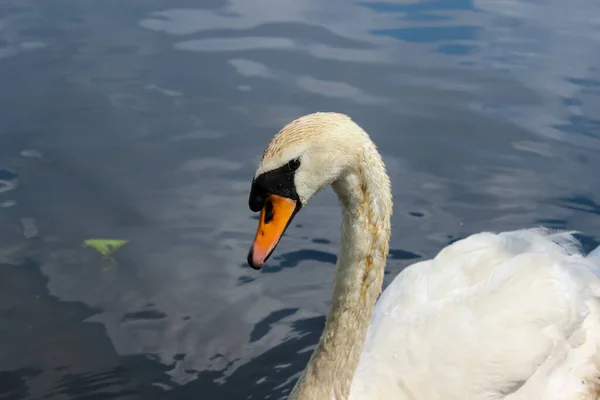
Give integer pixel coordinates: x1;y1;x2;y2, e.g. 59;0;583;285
264;199;274;224
247;249;253;267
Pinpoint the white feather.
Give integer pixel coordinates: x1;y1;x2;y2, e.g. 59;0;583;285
351;228;600;399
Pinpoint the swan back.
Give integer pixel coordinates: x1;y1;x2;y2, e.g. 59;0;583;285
351;228;600;399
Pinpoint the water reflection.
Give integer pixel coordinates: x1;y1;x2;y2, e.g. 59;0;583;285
1;0;600;399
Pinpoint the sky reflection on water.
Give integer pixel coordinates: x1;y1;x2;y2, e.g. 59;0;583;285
1;0;600;398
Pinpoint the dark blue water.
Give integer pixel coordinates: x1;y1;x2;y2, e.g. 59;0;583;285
1;0;600;399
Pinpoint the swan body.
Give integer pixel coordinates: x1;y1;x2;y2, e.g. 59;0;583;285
352;229;600;399
246;112;600;399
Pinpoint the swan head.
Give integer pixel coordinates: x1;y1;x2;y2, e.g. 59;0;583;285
247;112;369;269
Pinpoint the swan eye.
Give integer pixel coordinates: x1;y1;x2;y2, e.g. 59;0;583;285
287;158;301;171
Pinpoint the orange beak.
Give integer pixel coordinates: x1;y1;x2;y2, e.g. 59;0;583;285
248;194;298;269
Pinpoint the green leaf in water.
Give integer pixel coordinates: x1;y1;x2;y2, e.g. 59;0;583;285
83;239;128;258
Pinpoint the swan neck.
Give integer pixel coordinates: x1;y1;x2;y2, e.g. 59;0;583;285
289;149;392;400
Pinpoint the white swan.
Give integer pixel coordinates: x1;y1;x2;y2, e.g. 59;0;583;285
246;112;600;399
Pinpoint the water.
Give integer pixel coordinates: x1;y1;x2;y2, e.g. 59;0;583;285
1;0;600;398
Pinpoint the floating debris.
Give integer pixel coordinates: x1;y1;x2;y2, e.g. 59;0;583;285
83;239;128;259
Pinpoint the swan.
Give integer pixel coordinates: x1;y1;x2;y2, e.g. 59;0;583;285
246;112;600;399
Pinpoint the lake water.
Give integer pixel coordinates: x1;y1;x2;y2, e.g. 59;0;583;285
1;0;600;399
